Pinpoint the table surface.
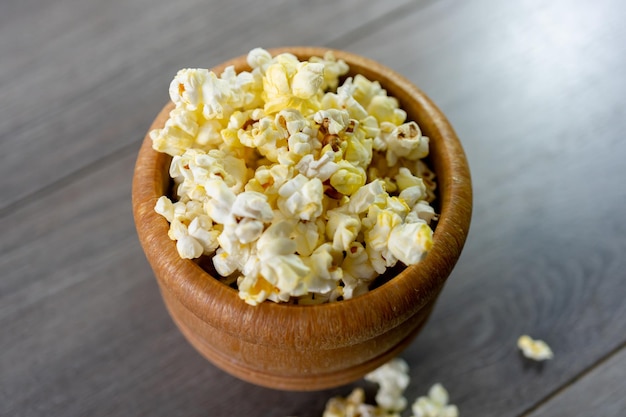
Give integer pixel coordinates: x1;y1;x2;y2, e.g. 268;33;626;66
2;0;625;416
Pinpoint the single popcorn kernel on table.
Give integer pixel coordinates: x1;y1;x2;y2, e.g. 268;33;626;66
517;334;554;361
151;47;438;305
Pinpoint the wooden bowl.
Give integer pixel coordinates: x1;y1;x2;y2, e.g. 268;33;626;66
132;47;472;391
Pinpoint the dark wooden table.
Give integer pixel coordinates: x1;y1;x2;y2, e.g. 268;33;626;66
2;0;625;415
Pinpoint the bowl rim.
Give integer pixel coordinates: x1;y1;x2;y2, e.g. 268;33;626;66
132;46;472;350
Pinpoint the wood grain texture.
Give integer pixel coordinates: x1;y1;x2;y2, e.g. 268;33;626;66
525;345;626;417
0;0;412;213
2;0;626;415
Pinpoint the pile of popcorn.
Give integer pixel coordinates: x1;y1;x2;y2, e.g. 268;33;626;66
151;48;437;305
322;358;459;417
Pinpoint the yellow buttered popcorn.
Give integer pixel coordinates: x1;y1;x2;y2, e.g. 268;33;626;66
151;48;438;305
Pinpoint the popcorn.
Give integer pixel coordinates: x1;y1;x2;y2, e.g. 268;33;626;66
296;151;339;181
326;208;361;252
152;48;438;304
388;221;433;266
367;95;406;126
150;107;200;157
323;388;396;417
365;358;411;412
341;242;378;299
168;68;208;110
277;174;324;221
314;109;351;135
410;384;459;417
386;122;429;166
348;179;386;214
246;47;273;71
517;335;554;361
318;358;461;417
309;50;350;91
302;243;343;294
330;161;367;196
292;62;325;99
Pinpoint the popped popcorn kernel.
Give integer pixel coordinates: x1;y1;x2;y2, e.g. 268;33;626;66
517;335;554;361
309;51;350;91
330;160;367;196
277;174;324;221
386;122;429;166
388;221;433;266
323;388;398;417
151;48;438;304
365;358;410;412
410;384;459;417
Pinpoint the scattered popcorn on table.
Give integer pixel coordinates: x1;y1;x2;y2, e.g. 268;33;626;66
365;358;411;412
318;358;459;417
151;48;438;305
323;388;399;417
517;335;554;361
410;384;459;417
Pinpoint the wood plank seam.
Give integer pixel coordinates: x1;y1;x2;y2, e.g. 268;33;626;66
518;339;626;417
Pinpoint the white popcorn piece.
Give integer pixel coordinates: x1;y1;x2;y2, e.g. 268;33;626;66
330;160;367;196
323;388;397;417
291;219;323;257
277;174;324;221
200;70;235;120
344;131;373;170
203;178;237;224
309;50;349;91
351;74;386;110
388;221;433;266
231;191;273;223
275;108;308;136
341;242;378;299
399;186;426;208
213;248;238;277
329;76;369;120
188;215;220;254
302;243;343;294
237;271;280;306
517;335;554;361
410;200;437;225
348;179;386;214
296;151;339;181
292;62;325;99
150;107;200;157
233;218;265;244
365;358;410;412
386;122;429;166
155;196;175;223
176;234;204;259
363;205;403;253
410;384;459;417
326;208;361;252
395;167;426;192
314;109;351;134
169;68;208;110
367;95;406;127
263;53;324;115
246;47;273;71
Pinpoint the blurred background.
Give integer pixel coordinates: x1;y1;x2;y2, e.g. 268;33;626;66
1;0;625;416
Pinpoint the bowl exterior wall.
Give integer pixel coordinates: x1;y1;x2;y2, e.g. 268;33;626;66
157;278;439;390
